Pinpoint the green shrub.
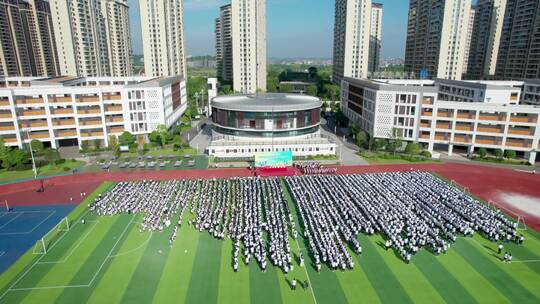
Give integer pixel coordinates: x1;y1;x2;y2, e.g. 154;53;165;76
504;150;516;159
420;150;432;158
62;166;71;171
55;159;66;165
477;148;487;158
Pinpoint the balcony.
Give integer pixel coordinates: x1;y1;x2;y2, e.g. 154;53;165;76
81;131;104;138
437;111;453;118
456;112;475;120
453;134;471;144
435;122;452;130
29;132;50;139
0;112;12;118
51;108;74;115
105;105;123;112
79;118;102;126
0;124;15;131
52;119;75;126
106;116;124;123
434;133;450;141
103;93;121;101
76;96;100;103
108;126;125;134
506;138;531;149
479;113;506;122
476;136;501;146
477;125;503;134
510;114;538;124
421;110;433;117
49;96;72;103
455;123;473;131
508;127;534;136
420;133;430;140
77;108;101;115
420;122;430;128
14;97;44;105
20;121;48;128
1;136;17;143
56;130;77;137
20;109;46;116
0;100;10;106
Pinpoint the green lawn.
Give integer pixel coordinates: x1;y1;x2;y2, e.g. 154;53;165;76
1;179;540;304
0;160;83;184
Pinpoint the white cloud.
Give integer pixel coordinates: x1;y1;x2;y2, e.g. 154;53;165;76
184;0;228;11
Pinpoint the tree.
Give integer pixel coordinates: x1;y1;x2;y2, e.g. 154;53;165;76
322;101;329;112
386;128;403;154
334;109;349;127
356;131;369;149
267;70;280;92
108;135;118;150
323;83;340;101
421;150;432;158
279;83;294;93
119;131;135;146
504;150;516;159
404;142;421;155
8;148;29;169
93;139;101;150
30;140;44;153
308;67;318;79
219;84;233;95
80;140;89;151
306;85;318;96
0;139;10;169
349;124;360;137
478;148;487;158
494;148;503;159
43;148;60;166
373;139;387;151
149;130;162;146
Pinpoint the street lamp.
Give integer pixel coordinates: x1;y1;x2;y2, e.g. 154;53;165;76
23;129;37;179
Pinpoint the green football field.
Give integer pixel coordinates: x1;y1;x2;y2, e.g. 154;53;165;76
1;181;540;304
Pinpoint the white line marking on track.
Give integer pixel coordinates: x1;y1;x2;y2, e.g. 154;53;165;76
0;211;56;236
0;213;23;230
0;251;5;257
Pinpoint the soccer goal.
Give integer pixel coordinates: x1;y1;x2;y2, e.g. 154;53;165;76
32;217;70;255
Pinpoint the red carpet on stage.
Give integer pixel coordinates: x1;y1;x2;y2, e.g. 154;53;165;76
256;167;297;177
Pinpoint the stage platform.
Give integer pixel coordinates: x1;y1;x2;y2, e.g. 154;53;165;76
255;167;297;177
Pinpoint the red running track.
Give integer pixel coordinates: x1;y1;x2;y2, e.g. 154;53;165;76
1;163;539;231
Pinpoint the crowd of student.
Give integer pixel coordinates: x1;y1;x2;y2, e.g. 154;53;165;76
295;162;337;175
89;171;522;273
285;171;522;267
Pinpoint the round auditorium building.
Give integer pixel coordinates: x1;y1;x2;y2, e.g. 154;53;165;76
208;93;336;158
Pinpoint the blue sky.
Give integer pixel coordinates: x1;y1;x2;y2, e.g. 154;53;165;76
128;0;409;58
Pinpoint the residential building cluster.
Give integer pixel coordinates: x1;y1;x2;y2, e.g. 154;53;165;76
215;0;267;94
0;0;187;79
404;0;540;81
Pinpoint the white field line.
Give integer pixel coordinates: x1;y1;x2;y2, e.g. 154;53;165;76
38;221;99;265
0;209;91;301
109;231;152;258
3;214;135;293
86;215;135;286
0;211;56;236
292;235;318;304
0;213;22;230
0;211;54;216
0;251;5;257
